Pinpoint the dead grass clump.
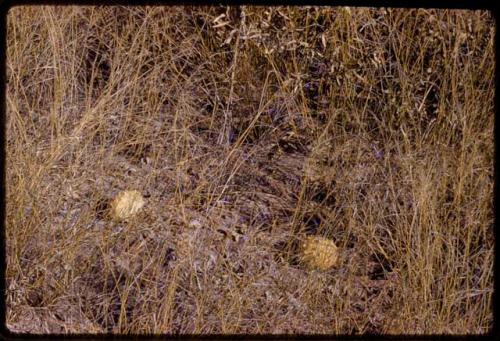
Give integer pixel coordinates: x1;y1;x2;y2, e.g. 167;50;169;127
6;5;493;335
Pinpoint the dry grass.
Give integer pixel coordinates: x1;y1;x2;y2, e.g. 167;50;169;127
5;6;494;334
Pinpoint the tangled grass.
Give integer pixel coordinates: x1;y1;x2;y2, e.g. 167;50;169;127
5;6;494;334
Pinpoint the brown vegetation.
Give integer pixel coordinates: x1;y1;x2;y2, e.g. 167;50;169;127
5;6;494;334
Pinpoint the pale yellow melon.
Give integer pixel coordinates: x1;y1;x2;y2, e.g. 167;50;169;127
299;235;338;270
109;190;145;220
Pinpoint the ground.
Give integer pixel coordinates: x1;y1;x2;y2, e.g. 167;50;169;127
5;6;494;334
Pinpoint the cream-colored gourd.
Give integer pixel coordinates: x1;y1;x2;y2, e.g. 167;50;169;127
299;235;338;271
109;190;145;220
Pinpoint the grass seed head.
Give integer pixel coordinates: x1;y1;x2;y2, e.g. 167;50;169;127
299;235;338;271
109;190;145;221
